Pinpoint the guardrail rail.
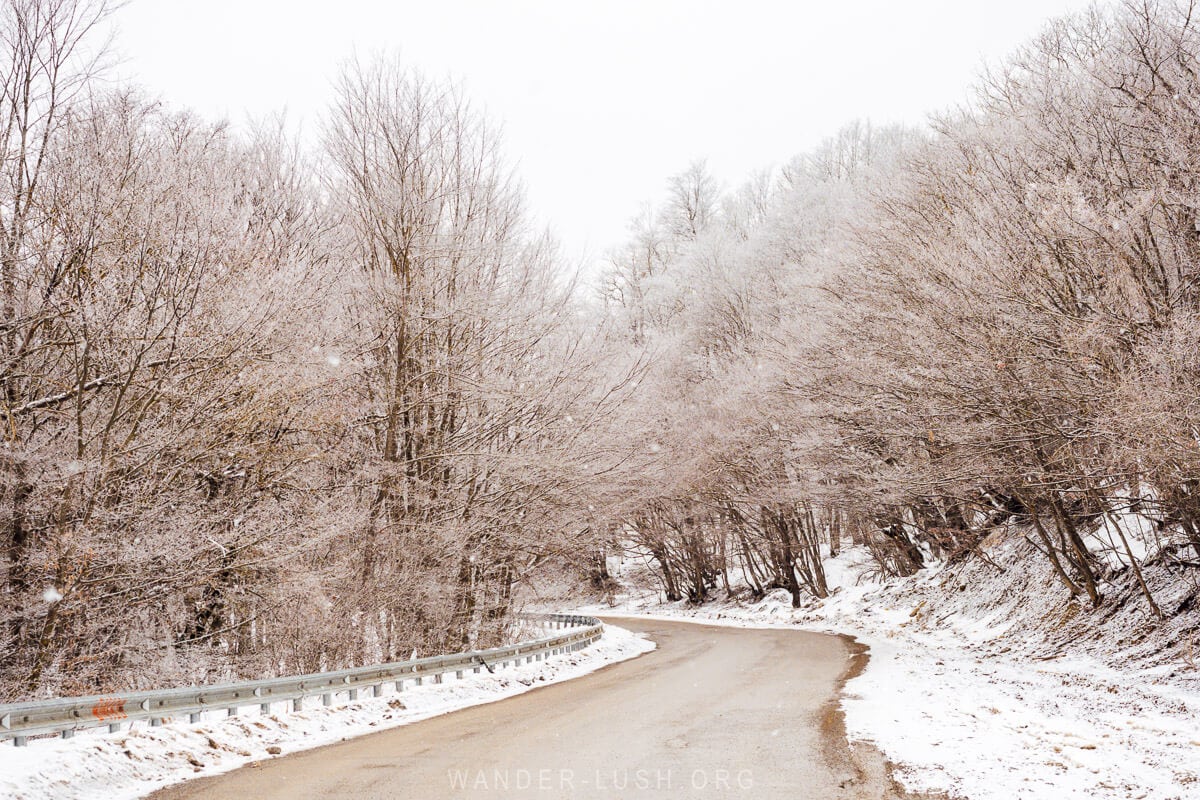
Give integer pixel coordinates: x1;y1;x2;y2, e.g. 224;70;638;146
0;612;603;746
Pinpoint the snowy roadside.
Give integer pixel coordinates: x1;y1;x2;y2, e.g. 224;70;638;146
578;550;1200;800
0;623;654;800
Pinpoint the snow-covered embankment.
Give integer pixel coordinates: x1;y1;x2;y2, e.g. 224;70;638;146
581;546;1200;800
0;624;654;800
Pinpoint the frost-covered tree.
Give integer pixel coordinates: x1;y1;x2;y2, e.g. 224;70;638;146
323;57;631;653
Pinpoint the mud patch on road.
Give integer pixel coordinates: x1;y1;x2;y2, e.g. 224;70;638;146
820;634;957;800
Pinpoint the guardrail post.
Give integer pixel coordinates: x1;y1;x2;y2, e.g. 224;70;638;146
434;673;443;684
322;693;332;707
293;698;303;712
190;713;201;724
348;689;358;701
261;702;271;715
109;723;121;733
61;728;74;740
414;676;423;686
227;707;238;717
372;684;382;698
455;670;464;680
150;718;162;727
14;736;26;746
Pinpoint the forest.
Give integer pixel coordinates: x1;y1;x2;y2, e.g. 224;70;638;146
3;0;1200;699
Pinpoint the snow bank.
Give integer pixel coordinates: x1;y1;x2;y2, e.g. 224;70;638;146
0;623;654;800
581;546;1200;800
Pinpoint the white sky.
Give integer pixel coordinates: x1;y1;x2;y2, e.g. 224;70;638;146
107;0;1097;272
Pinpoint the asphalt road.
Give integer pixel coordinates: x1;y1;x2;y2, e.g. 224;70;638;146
149;617;911;800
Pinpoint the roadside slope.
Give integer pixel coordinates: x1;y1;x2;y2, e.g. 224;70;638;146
578;545;1200;800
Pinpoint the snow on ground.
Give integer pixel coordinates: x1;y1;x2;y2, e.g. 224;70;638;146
578;546;1200;800
0;623;654;800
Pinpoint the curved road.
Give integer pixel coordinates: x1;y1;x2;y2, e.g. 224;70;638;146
150;617;911;799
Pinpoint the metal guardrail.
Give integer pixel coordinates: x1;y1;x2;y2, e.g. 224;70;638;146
0;612;602;746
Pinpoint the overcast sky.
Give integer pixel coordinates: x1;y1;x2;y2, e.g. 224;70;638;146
107;0;1097;271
